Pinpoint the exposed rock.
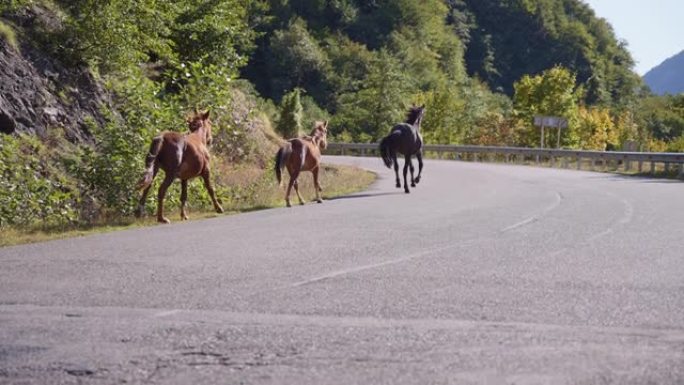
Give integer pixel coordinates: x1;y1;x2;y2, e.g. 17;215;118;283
0;12;110;142
0;108;16;134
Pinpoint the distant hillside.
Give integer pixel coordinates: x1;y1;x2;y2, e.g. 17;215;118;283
643;51;684;95
242;0;641;110
454;0;640;106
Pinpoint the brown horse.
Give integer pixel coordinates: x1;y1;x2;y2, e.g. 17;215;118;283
135;110;224;223
274;121;328;207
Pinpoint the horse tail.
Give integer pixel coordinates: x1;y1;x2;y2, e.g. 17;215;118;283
275;142;292;186
136;135;163;190
379;135;393;168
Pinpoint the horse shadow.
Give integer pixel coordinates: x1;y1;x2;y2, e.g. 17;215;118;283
325;191;402;201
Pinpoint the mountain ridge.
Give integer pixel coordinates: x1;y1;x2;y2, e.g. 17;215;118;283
643;50;684;95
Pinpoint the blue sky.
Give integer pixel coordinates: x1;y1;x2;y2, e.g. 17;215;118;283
582;0;684;75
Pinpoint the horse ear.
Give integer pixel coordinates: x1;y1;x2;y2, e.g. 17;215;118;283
202;109;210;120
323;120;328;129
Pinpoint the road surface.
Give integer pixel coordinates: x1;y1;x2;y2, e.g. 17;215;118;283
1;156;683;384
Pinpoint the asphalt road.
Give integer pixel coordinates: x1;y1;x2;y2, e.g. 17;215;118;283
1;156;683;385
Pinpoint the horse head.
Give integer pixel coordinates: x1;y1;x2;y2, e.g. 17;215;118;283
187;109;212;146
406;105;426;128
312;120;328;150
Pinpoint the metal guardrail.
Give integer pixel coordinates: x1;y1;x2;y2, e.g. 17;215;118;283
326;142;684;177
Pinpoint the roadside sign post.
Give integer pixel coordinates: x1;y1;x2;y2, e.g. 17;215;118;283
534;116;568;149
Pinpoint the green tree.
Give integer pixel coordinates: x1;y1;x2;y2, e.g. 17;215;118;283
325;35;374;100
56;0;176;72
171;0;261;71
267;18;330;102
333;49;408;141
638;95;684;143
575;107;615;150
513;66;579;147
277;88;304;139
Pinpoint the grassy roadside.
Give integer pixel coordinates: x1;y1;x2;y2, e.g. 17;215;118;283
0;163;376;247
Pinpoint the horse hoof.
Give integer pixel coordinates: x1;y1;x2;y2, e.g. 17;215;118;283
396;184;401;188
216;206;224;214
404;189;410;194
299;201;305;206
286;202;292;208
414;177;421;184
411;183;416;187
317;199;323;204
158;217;171;224
181;215;189;221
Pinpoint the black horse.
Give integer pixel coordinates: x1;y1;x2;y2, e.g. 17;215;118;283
379;105;426;193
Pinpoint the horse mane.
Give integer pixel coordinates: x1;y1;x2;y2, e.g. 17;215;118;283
405;106;424;126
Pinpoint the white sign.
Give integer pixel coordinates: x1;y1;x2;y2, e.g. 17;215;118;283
533;115;567;149
534;115;568;128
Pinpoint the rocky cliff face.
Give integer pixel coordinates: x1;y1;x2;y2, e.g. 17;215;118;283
0;12;109;142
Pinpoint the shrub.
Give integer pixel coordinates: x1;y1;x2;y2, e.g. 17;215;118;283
0;134;78;227
276;88;303;139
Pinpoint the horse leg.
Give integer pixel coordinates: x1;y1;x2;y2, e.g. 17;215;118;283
285;168;299;207
393;152;401;188
293;179;305;205
403;155;411;193
156;174;175;224
409;156;416;187
180;179;189;220
312;167;322;203
201;171;224;214
135;165;158;218
415;150;423;184
314;167;323;192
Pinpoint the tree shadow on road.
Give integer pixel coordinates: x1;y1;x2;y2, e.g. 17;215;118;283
585;173;683;184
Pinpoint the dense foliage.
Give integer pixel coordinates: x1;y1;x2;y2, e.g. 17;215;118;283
237;0;682;152
452;0;642;107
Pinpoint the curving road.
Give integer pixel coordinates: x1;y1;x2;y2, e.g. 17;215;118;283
1;156;683;384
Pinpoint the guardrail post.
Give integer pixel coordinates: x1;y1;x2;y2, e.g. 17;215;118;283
638;160;643;173
679;163;684;179
650;161;656;175
665;162;670;174
576;156;581;170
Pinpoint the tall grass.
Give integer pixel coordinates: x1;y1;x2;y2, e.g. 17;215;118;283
0;164;376;247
